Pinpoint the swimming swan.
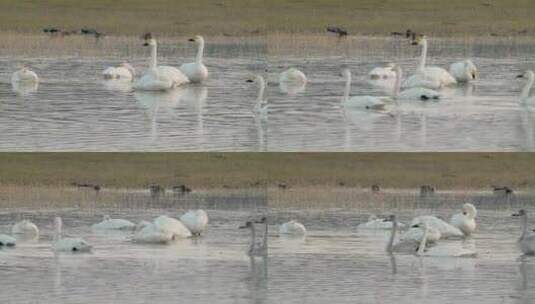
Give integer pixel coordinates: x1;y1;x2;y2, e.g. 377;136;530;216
369;63;396;79
246;75;268;120
134;38;174;91
153;215;192;239
402;35;456;89
102;63;136;80
393;65;441;101
517;70;535;105
385;215;426;254
358;215;406;230
410;215;464;238
415;222;477;257
400;222;441;243
450;203;477;236
449;60;477;82
0;234;16;247
52;217;92;252
179;35;209;83
279;220;307;236
512;209;535;255
341;69;391;111
11;65;39;83
180;209;209;236
12;220;39;236
279;68;307;84
91;215;136;230
239;218;268;256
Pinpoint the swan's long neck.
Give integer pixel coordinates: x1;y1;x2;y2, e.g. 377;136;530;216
343;71;351;103
386;219;397;253
417;224;428;255
520;75;534;102
257;76;265;103
196;38;205;64
520;214;528;241
262;221;268;250
150;43;158;70
417;39;428;73
54;218;62;242
249;224;256;254
394;67;402;98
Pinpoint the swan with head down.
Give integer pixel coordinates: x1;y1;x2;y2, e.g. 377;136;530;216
449;60;478;82
102;63;136;80
450;203;477;236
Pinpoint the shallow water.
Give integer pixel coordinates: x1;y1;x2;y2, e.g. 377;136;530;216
1;194;534;304
1;39;535;151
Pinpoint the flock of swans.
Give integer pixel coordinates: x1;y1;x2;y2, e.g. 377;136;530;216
0;204;534;259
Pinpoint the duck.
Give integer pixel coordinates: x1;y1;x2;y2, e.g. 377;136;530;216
52;217;92;252
91;215;136;230
450;203;477;236
180;210;209;236
179;35;209;83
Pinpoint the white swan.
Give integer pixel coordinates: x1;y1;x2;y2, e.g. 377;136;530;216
512;209;535;255
0;234;16;247
12;220;39;236
341;69;391;111
179;35;209;83
12;81;39;96
279;68;307;84
410;215;464;238
239;218;267;256
180;209;209;236
385;215;424;254
52;217;92;252
153;215;192;239
517;70;535;105
11;65;39;83
449;60;477;82
247;75;268;120
91;215;136;230
279;220;307;236
450;203;477;236
400;222;441;243
102;63;136;80
133;221;173;244
416;222;477;257
358;215;406;229
369;63;396;79
402;35;456;89
393;65;441;101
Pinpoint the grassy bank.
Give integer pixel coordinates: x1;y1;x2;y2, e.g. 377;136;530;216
0;1;534;37
0;153;534;190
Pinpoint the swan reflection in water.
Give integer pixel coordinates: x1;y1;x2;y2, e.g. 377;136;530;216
101;79;133;93
12;81;39;96
279;80;306;96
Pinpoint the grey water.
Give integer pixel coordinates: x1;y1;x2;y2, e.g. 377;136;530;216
1;39;535;151
1;192;535;304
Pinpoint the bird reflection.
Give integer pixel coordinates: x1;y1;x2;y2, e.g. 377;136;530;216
12;81;38;96
279;81;306;95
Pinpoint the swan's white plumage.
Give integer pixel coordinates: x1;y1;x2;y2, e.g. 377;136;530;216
416;223;477;257
0;234;16;246
12;220;39;236
518;70;535;106
358;215;406;229
248;75;268;120
280;68;307;84
91;215;136;230
52;217;92;252
341;69;390;111
179;35;209;83
133;222;174;244
102;63;135;80
369;63;396;79
450;203;477;236
400;224;441;243
180;210;209;235
279;220;307;236
393;66;441;101
11;67;39;83
449;60;477;82
154;215;192;239
411;215;464;238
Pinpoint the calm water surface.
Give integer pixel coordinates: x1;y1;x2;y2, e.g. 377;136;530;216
1;194;534;303
1;39;535;151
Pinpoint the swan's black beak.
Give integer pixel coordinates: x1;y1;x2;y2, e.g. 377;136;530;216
239;225;247;229
517;74;524;78
472;72;476;79
411;41;418;45
143;42;149;46
246;79;254;83
463;212;467;215
254;217;267;224
411;224;420;228
188;38;195;42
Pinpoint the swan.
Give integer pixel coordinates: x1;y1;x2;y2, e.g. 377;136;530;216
180;209;209;236
91;215;136;230
369;63;396;79
400;223;441;243
450;203;477;236
512;209;535;255
12;81;39;96
341;69;391;111
415;222;477;257
153;215;192;239
246;75;268;120
410;215;464;238
279;68;307;84
133;221;174;244
11;65;39;83
358;215;406;229
239;218;267;256
402;35;456;89
0;234;16;247
102;63;136;80
385;215;425;254
279;220;307;236
449;60;477;82
179;35;209;83
393;65;441;101
52;217;92;252
517;70;535;105
12;219;39;236
134;38;174;91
